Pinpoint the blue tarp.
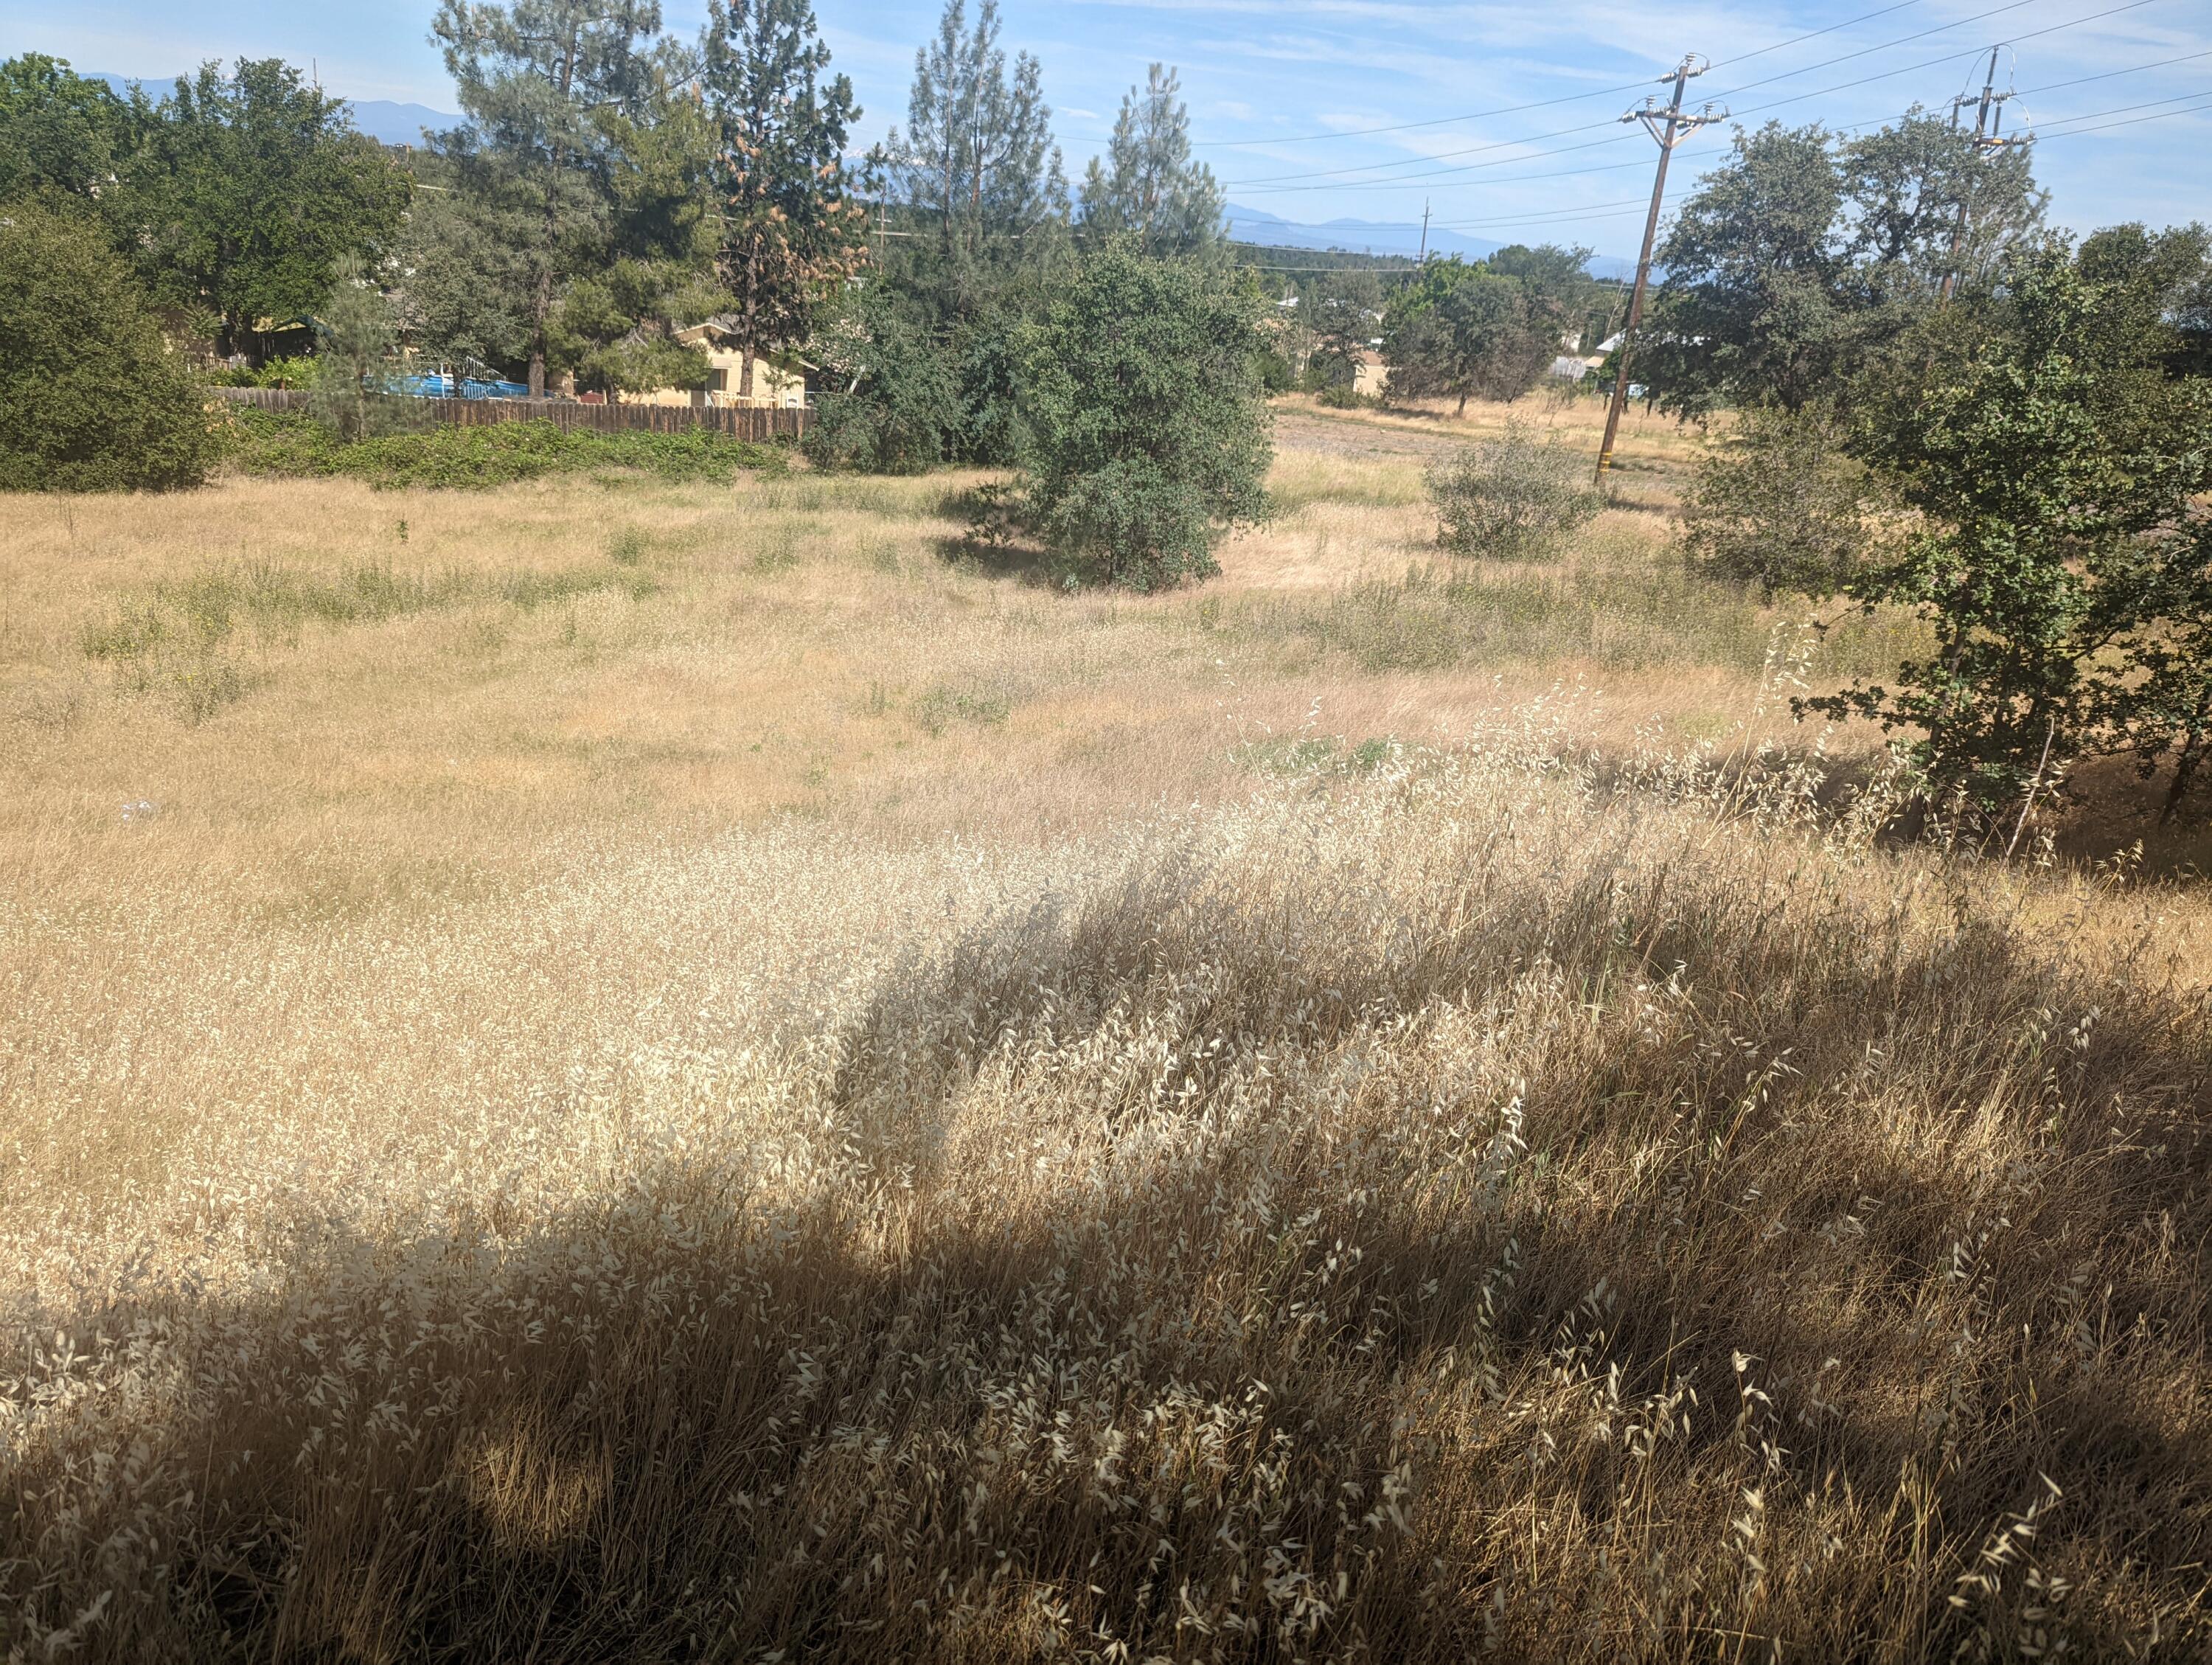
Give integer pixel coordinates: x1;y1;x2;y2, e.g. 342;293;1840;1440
400;372;532;400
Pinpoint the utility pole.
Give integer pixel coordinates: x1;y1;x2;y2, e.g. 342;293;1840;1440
1419;199;1431;264
1594;55;1725;484
1938;46;2016;305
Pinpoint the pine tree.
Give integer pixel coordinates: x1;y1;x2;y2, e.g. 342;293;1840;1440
701;0;867;397
1078;65;1222;257
430;0;667;396
880;0;1066;316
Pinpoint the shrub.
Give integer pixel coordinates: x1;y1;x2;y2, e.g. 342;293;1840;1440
1018;241;1273;591
1316;383;1377;410
0;201;220;492
1426;422;1602;560
803;293;961;474
227;411;784;490
1683;403;1894;597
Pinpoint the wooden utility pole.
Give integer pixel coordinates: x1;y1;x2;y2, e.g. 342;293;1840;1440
1419;199;1431;263
1938;47;2015;305
1594;55;1724;484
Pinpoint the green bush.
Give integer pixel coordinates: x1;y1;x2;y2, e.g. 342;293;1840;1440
1315;383;1377;410
206;355;316;389
1682;403;1894;598
227;410;785;490
0;201;220;492
803;294;961;475
1018;241;1273;591
1426;423;1602;560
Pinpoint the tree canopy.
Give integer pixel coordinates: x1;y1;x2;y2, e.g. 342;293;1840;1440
127;60;411;359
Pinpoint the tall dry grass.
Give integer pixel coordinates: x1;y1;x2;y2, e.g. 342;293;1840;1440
5;413;2211;1658
5;722;2210;1660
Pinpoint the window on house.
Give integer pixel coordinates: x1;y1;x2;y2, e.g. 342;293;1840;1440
708;368;728;393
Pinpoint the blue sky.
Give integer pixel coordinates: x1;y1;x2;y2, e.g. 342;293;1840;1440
4;0;2206;254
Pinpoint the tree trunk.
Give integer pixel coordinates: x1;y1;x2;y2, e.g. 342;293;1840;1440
1455;391;1469;417
2161;689;2212;825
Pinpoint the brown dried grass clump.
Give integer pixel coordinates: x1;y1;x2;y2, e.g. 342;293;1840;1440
6;729;2209;1661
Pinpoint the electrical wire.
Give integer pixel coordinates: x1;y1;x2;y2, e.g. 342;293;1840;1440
1192;0;1943;147
1229;0;2186;198
1222;0;2174;197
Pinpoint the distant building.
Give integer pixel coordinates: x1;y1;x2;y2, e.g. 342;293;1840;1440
1351;347;1389;400
627;318;813;410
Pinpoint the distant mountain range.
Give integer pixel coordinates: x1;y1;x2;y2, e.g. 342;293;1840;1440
91;74;1635;278
1227;204;1638;282
93;72;452;146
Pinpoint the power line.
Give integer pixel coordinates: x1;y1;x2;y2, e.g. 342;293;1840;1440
1226;88;2211;270
1192;0;1939;148
1222;0;2174;198
2030;88;2212;133
1228;0;2180;198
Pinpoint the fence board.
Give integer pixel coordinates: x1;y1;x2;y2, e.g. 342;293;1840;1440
212;385;810;441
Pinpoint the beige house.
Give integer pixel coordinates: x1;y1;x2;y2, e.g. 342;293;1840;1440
626;319;812;410
1351;347;1390;400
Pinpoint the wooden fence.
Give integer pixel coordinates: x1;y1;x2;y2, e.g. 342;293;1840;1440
213;386;810;442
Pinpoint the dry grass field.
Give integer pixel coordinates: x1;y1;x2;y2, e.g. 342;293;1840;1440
4;400;2211;1661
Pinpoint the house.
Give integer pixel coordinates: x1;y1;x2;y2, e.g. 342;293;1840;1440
622;318;812;409
1351;347;1389;400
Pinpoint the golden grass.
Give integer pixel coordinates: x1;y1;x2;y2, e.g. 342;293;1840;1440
4;414;2210;1660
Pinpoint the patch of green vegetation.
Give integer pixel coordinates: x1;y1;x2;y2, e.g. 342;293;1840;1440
1237;733;1398;778
226;410;788;490
83;554;657;720
1210;560;1926;681
913;681;1013;736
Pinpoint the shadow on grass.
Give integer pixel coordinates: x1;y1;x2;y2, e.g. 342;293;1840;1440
13;802;2212;1661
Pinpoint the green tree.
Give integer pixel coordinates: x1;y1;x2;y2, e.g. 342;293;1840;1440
1645;111;2045;417
1017;241;1271;589
804;286;962;472
1682;403;1894;598
0;54;142;208
1078;64;1222;257
431;0;669;395
547;257;718;394
877;0;1068;320
1807;243;2212;828
702;0;868;398
393;166;535;378
1297;266;1382;387
127;60;409;361
307;255;411;440
1640;122;1849;417
0;203;218;492
1382;255;1564;414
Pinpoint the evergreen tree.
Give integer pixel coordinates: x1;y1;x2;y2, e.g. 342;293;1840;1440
307;255;410;439
0;202;218;492
879;0;1066;318
1079;64;1222;256
701;0;868;397
430;0;669;395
